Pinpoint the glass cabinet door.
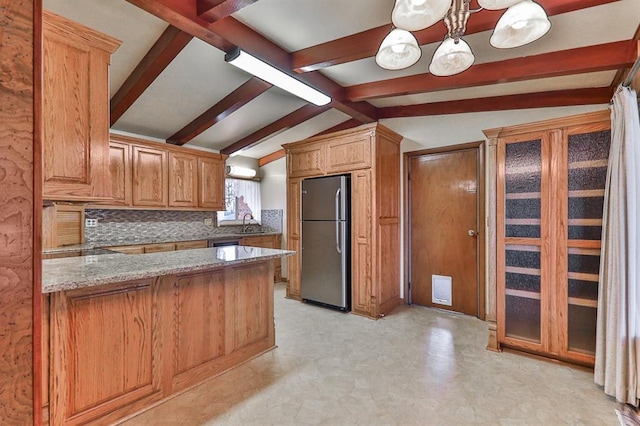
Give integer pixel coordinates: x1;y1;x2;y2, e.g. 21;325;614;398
562;127;610;360
499;136;546;348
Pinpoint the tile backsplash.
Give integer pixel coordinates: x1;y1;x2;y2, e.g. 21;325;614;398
84;209;283;243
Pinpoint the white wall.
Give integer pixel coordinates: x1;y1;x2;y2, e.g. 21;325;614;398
260;157;288;275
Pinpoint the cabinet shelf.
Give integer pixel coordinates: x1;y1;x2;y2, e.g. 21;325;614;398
505;266;540;276
505;288;540;300
568;159;608;169
568;189;605;198
567;272;599;282
505;218;541;226
505;192;541;200
567;297;597;308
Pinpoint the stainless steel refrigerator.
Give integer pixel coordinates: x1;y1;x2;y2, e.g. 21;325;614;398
301;175;350;310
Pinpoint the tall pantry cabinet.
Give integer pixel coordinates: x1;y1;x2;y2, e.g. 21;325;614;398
283;123;402;319
485;110;610;366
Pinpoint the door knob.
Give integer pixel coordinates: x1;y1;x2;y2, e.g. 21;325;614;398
468;230;477;237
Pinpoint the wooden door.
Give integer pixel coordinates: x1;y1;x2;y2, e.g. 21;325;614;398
409;148;479;316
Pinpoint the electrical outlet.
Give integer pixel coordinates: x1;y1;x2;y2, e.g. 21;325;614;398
85;218;98;228
204;218;213;226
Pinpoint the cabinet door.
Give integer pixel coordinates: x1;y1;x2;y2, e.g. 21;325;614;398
109;141;132;206
351;170;374;317
49;280;162;425
326;133;372;173
42;13;118;201
169;152;198;208
558;124;610;364
287;179;302;299
171;271;226;392
133;145;168;207
288;144;325;178
175;240;207;250
198;156;225;210
497;133;550;353
144;243;176;253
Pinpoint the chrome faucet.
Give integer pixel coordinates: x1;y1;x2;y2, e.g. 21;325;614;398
242;212;253;233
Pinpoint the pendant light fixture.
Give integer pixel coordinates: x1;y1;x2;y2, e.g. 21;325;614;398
490;0;551;48
392;0;453;32
377;0;551;75
376;28;422;70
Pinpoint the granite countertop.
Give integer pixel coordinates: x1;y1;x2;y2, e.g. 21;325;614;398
43;246;295;293
42;231;282;255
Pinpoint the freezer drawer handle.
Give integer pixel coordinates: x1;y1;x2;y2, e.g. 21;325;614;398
335;188;342;254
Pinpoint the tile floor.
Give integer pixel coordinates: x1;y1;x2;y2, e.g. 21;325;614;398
121;283;617;425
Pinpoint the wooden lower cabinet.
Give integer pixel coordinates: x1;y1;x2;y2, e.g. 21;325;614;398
49;279;163;426
107;240;207;254
46;261;275;425
239;234;283;282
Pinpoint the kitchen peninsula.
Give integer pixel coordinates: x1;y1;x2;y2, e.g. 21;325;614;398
42;246;293;425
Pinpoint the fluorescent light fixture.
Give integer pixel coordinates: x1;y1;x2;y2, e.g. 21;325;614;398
225;48;331;106
226;165;257;179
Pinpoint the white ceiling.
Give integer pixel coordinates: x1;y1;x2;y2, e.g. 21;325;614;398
43;0;639;159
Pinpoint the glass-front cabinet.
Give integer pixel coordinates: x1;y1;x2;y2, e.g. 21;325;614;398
496;113;610;366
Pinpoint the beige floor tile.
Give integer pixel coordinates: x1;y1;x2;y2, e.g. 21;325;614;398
121;283;617;426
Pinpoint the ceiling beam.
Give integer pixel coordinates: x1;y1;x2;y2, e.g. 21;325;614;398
221;104;331;155
167;77;271;145
197;0;258;22
346;40;637;101
110;25;193;126
610;23;640;89
291;0;621;73
126;0;379;123
378;87;614;118
313;119;363;137
258;149;285;167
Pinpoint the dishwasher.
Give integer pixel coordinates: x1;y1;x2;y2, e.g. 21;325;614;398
208;239;240;248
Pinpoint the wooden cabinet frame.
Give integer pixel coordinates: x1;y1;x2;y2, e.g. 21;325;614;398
99;134;226;211
484;110;610;365
283;123;402;319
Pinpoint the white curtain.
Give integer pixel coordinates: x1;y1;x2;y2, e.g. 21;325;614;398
595;85;640;406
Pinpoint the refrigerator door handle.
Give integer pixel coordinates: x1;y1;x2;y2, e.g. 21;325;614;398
335;188;342;254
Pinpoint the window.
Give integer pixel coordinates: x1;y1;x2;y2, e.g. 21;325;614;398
217;178;261;225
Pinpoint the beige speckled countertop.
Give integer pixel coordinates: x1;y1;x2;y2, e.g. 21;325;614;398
42;246;294;293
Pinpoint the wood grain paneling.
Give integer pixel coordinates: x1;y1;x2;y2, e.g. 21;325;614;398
0;0;36;422
132;145;168;207
42;11;120;201
286;179;301;299
326;133;371;174
109;141;132;206
168;151;198;208
174;271;226;374
198;156;224;210
50;279;162;425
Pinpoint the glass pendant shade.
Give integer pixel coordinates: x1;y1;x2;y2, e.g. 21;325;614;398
429;37;475;76
490;0;551;48
392;0;453;32
376;29;422;70
477;0;521;10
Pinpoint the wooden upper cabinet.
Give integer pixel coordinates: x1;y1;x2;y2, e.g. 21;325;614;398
132;145;168;207
42;11;120;201
169;152;198;208
109;141;132;206
288;144;326;178
198;156;225;210
326;133;372;173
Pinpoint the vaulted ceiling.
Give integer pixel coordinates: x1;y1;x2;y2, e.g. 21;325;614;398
44;0;640;161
